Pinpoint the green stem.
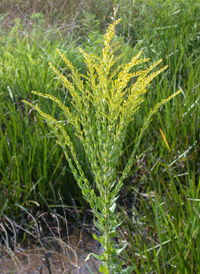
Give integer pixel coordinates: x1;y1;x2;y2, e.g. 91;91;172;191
104;186;110;270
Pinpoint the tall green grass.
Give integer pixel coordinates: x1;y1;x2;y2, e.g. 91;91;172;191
115;0;200;188
0;20;88;216
120;167;200;273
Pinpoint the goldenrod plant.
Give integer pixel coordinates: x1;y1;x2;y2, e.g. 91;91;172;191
24;19;181;273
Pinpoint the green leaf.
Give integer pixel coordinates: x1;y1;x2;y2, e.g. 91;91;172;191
94;220;104;233
116;243;128;255
108;231;116;238
94;211;104;220
92;233;100;242
115;266;136;274
103;180;108;187
99;264;110;274
109;202;116;213
110;195;119;205
97;197;105;212
113;218;125;230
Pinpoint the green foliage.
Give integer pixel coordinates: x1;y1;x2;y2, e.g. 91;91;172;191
120;169;200;273
115;0;200;157
24;20;180;272
0;20;85;215
30;12;45;25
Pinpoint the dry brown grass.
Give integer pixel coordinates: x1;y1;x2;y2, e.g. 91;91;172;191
1;0;82;21
0;210;101;273
0;0;115;35
0;0;90;35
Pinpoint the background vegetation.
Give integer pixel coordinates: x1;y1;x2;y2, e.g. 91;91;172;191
0;0;199;273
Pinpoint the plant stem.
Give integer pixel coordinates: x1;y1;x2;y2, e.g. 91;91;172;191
105;186;110;270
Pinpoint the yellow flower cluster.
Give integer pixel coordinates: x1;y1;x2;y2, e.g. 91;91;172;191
23;18;180;204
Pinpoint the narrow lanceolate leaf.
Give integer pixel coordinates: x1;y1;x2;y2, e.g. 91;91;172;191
159;127;171;151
